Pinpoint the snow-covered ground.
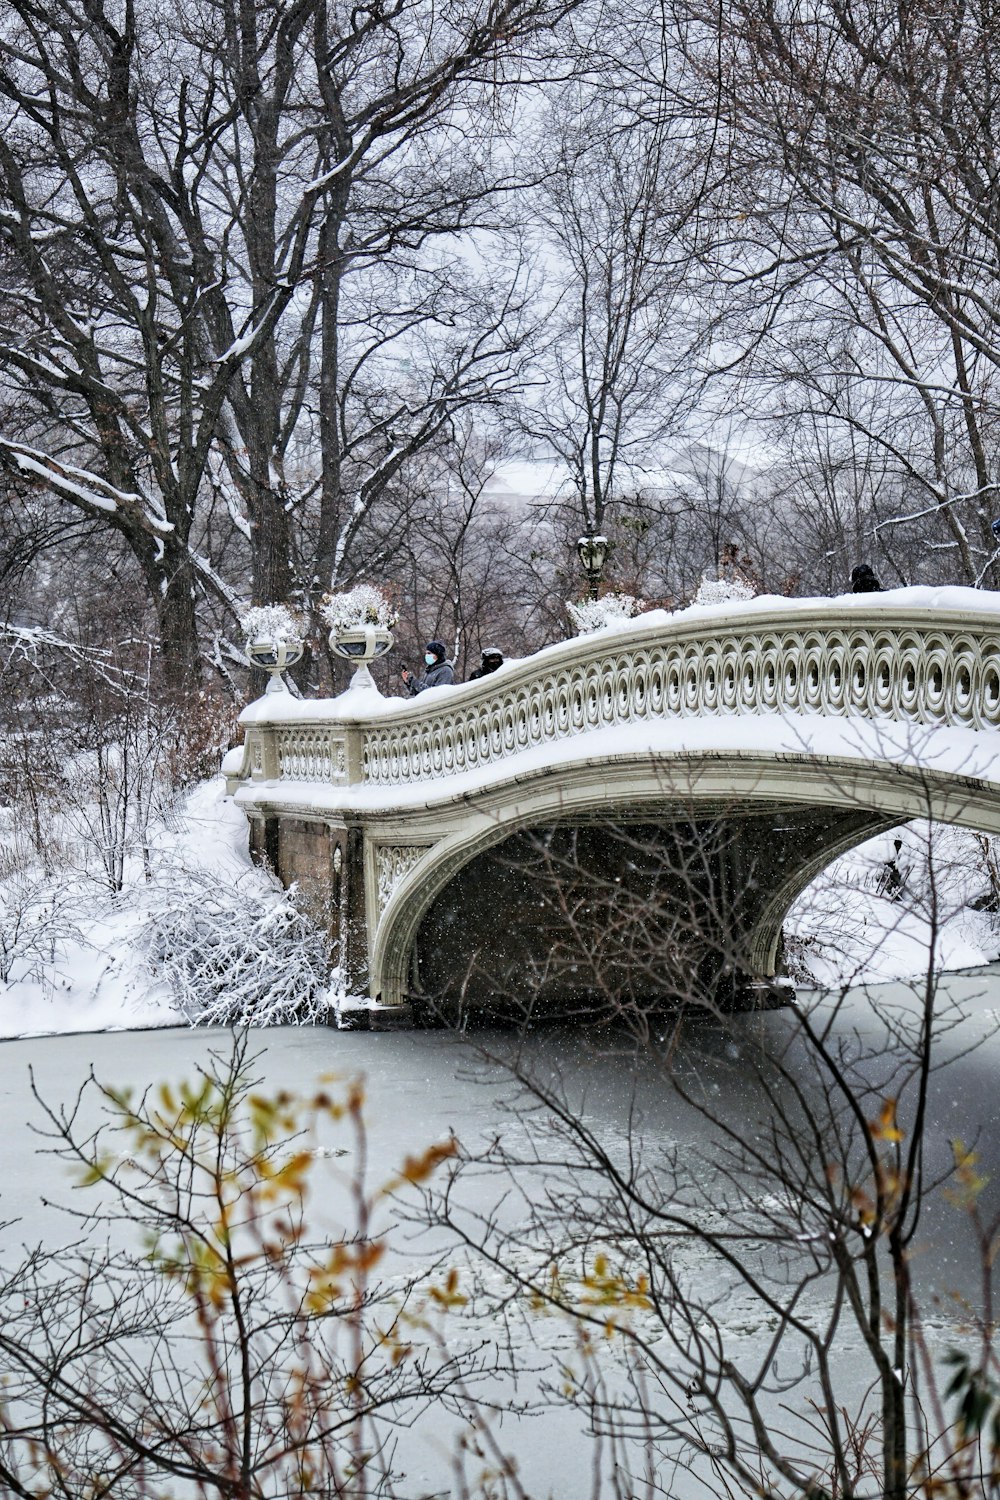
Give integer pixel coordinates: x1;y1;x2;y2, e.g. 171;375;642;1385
0;780;320;1038
1;778;998;1038
785;822;1000;986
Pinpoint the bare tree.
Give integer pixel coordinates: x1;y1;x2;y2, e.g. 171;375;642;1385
668;0;1000;587
516;69;715;577
411;782;1000;1497
0;0;583;687
385;420;561;680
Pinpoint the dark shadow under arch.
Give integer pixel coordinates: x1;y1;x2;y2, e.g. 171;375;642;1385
368;746;1000;1011
410;804;894;1021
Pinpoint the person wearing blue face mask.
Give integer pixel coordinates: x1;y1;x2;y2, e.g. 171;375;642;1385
401;640;455;695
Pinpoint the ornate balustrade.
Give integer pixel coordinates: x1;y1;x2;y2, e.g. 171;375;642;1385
225;590;1000;1018
230;593;1000;799
276;728;347;784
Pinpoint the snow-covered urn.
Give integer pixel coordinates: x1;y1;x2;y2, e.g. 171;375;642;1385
566;592;644;635
692;571;756;607
241;604;304;695
320;584;397;691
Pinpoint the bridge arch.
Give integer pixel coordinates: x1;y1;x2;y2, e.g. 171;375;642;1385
370;743;1000;1011
226;591;1000;1021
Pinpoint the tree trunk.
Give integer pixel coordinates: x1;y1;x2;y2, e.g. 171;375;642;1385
134;535;202;698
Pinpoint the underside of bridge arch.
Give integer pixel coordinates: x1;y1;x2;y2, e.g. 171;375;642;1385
404;802;892;1023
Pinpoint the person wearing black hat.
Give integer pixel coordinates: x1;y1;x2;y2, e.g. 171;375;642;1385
850;564;883;593
401;640;455;695
469;647;504;681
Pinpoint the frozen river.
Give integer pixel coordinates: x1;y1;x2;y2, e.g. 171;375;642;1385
1;965;999;1497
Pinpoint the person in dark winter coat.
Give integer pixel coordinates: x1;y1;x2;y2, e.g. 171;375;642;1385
468;647;504;681
401;640;455;694
850;564;883;593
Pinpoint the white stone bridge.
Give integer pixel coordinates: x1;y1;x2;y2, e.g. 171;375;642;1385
224;588;1000;1023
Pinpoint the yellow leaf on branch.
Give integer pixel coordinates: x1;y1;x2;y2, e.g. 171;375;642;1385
869;1099;904;1143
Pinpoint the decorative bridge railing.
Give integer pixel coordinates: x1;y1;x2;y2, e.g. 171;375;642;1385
223;588;1000;1017
229;590;1000;800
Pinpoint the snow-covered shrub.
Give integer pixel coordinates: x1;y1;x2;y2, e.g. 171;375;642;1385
167;688;241;788
0;803;58;880
566;593;644;634
320;583;398;633
692;571;756;606
780;930;824;985
239;604;303;646
0;870;82;984
144;867;330;1025
62;720;171;893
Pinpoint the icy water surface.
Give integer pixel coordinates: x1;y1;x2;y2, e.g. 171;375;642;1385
0;965;999;1496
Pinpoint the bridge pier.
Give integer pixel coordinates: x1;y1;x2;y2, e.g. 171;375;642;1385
248;813;378;1020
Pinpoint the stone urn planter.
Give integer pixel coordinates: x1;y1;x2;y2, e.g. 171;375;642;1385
241;606;305;695
327;622;394;690
321;584;397;692
246;636;305;694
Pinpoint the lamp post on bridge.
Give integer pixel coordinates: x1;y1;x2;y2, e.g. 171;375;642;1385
577;531;609;601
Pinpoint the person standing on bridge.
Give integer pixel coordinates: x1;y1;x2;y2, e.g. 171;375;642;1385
401;640;455;694
850;563;883;592
469;647;504;680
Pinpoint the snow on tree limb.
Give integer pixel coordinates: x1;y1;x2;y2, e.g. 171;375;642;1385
0;440;174;536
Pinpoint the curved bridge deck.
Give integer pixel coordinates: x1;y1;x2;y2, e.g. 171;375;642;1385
225;588;1000;1018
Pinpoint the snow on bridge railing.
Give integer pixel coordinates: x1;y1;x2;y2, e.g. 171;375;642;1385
229;588;1000;794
